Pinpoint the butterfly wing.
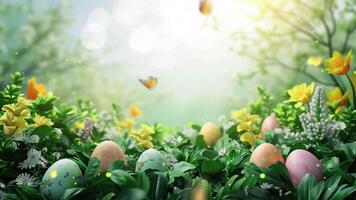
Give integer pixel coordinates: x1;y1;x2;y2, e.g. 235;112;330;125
139;76;158;89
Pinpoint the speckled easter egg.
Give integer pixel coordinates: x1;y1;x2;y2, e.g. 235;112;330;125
199;122;222;147
250;143;284;167
40;159;83;200
91;141;127;172
260;115;281;140
286;149;323;187
136;149;168;172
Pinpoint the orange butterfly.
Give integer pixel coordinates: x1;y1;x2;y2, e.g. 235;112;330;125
199;0;212;15
139;76;158;90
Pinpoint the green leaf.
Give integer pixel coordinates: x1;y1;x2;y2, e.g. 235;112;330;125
62;187;85;200
195;135;207;148
100;193;115;200
172;161;196;173
297;174;317;200
110;169;137;188
322;176;342;200
201;159;225;174
31;125;52;141
148;172;168;200
108;160;125;171
329;185;356;200
135;172;150;193
116;188;146;200
84;157;100;183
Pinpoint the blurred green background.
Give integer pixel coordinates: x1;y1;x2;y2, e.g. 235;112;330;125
0;0;355;126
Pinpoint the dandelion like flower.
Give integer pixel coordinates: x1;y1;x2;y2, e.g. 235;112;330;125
287;82;315;104
19;148;47;169
325;50;352;75
27;77;47;100
15;173;37;187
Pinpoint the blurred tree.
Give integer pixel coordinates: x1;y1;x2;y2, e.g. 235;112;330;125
0;0;98;81
230;0;356;91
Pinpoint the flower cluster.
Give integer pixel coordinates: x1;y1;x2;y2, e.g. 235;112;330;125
231;108;260;145
284;87;346;148
0;97;30;137
130;124;154;149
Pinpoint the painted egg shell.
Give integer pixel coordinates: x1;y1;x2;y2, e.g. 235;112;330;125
40;159;83;200
136;149;168;172
286;149;323;187
250;143;284;167
260;115;281;140
91;141;127;172
199;122;222;147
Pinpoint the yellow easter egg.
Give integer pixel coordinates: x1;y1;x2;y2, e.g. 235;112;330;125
91;141;127;172
199;122;221;147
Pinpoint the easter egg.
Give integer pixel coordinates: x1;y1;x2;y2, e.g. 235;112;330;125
40;159;83;200
260;115;281;140
91;141;127;172
136;149;168;172
250;143;284;167
199;122;222;147
286;149;323;187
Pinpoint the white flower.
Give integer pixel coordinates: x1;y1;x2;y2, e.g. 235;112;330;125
15;173;37;187
182;127;197;137
260;182;273;189
218;115;235;131
19;149;47;169
52;152;61;159
13;133;39;144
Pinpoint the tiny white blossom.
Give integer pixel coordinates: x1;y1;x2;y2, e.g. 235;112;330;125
19;149;47;169
15;173;37;187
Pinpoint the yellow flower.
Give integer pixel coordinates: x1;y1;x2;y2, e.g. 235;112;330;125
287;82;315;104
307;56;323;67
231;108;259;124
231;108;260;146
116;118;136;132
31;114;54;128
74;121;85;129
0;97;30;137
240;132;257;146
130;124;154;149
130;105;141;118
326;87;348;113
325;50;352;75
27;77;47;100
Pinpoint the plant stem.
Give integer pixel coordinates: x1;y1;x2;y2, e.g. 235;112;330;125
346;74;356;108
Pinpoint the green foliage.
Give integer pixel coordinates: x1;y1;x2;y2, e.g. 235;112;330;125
0;72;355;200
250;86;274;118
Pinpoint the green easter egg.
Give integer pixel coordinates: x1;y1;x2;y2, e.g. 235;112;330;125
136;149;168;172
40;159;83;200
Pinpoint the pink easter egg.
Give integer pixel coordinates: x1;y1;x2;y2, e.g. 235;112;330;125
285;149;323;187
260;115;281;140
250;143;284;167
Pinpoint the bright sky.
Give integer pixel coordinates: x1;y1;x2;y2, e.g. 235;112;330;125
49;0;261;125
